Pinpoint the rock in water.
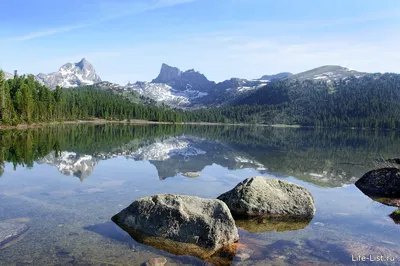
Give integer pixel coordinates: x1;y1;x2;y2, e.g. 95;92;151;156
389;210;400;224
145;257;167;266
355;168;400;197
112;194;238;258
0;222;29;249
217;176;315;217
182;172;200;178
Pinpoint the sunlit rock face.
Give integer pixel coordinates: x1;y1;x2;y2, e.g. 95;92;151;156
112;194;238;265
218;176;315;217
38;151;98;181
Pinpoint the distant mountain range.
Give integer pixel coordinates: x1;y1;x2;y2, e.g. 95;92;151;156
1;58;379;108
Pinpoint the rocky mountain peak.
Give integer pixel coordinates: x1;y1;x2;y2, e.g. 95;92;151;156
37;58;102;89
152;63;182;83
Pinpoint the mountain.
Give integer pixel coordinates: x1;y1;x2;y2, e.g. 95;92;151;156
232;72;400;128
36;58;102;89
259;72;293;81
151;63;215;92
289;65;367;82
133;64;291;107
152;63;182;84
189;78;269;107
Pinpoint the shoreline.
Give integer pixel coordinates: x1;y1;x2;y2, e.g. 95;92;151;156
0;119;265;130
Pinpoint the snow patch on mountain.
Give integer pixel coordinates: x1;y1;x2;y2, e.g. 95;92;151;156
124;81;208;107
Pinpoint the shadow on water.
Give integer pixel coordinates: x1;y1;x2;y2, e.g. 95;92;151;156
84;221;136;244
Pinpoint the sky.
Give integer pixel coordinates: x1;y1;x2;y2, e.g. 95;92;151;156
0;0;400;84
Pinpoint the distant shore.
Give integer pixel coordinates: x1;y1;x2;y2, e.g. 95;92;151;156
0;119;257;130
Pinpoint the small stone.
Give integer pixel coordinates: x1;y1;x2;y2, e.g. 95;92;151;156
182;172;200;178
314;222;325;227
145;257;167;266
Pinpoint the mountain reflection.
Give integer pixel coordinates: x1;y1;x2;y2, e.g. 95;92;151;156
1;124;400;187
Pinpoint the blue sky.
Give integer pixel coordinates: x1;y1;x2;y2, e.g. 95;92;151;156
1;0;400;84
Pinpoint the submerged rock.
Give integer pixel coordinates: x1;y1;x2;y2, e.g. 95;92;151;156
217;176;315;217
182;172;200;178
112;194;238;265
235;216;312;233
355;168;400;197
145;257;167;266
389;209;400;224
0;221;29;249
369;197;400;207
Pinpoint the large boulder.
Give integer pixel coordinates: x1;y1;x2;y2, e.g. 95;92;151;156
355;168;400;197
112;194;238;262
217;176;315;217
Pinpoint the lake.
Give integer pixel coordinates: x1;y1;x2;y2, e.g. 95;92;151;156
0;124;399;265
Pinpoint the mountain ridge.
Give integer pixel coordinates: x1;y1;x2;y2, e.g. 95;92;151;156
1;60;385;109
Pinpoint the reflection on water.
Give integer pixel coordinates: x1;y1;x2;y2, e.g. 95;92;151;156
0;124;400;265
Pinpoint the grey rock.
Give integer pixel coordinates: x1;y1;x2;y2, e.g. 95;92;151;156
0;222;29;248
355;168;400;197
217;176;315;217
112;194;239;252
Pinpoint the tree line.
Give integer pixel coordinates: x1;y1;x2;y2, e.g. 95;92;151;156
235;73;400;128
2;70;400;128
0;71;194;125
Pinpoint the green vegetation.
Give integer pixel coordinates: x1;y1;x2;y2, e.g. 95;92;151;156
235;74;400;128
3;70;400;128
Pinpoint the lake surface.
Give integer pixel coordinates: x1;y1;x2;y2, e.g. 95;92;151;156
0;124;399;265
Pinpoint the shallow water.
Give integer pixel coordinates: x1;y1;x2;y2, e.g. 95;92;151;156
0;124;399;265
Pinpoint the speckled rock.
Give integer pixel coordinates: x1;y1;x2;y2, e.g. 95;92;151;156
356;168;400;197
112;194;239;252
217;176;315;217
